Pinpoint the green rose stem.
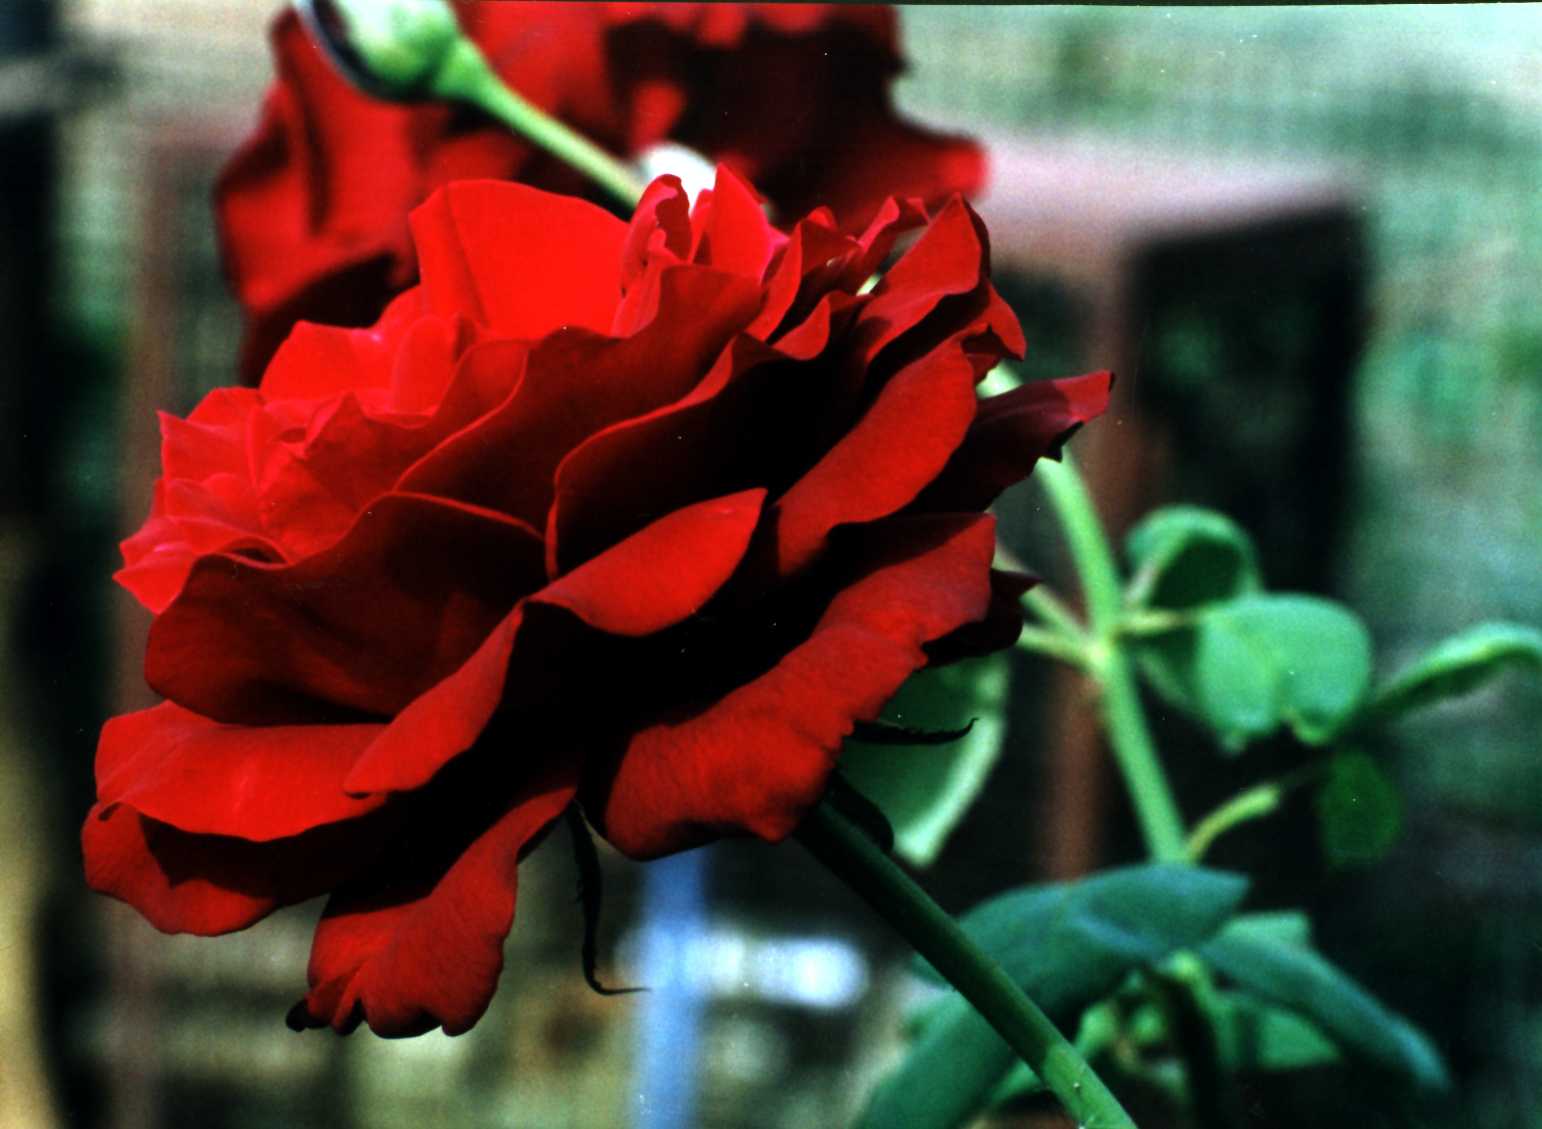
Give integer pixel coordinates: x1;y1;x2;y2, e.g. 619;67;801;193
428;39;646;208
798;798;1141;1129
1033;452;1188;862
1186;763;1324;861
1029;446;1238;1126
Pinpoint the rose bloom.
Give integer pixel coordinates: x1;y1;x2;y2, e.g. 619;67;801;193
90;166;1109;1036
218;2;987;382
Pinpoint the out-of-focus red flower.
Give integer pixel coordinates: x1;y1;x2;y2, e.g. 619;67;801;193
217;3;987;382
91;167;1108;1037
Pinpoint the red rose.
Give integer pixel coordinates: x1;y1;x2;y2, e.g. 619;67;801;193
217;3;986;382
91;166;1109;1037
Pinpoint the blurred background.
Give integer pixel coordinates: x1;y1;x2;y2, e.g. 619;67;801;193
2;3;1540;1128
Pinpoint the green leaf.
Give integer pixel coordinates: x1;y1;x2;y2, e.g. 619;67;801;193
1199;915;1449;1090
987;1061;1047;1107
1214;990;1342;1073
1134;594;1373;751
1224;910;1313;949
1125;506;1263;611
938;864;1249;989
859;866;1247;1129
1315;750;1403;868
840;654;1010;867
1365;622;1542;724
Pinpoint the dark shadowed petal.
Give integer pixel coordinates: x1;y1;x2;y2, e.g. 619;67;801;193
288;766;576;1036
343;489;767;796
853;196;1019;366
590;513;998;858
764;342;981;579
915;371;1114;512
83;801;397;937
147;492;547;724
547;330;845;576
396;267;760;527
538;488;765;630
924;567;1036;666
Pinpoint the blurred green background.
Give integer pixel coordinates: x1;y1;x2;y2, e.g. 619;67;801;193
2;4;1539;1129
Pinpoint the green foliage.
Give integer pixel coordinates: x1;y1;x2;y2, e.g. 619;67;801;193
1315;750;1403;868
1134;594;1374;751
1364;622;1542;724
925;864;1248;988
858;1001;1017;1129
841;654;1011;866
1198;914;1449;1090
1125;506;1263;611
1213;991;1343;1073
859;866;1247;1129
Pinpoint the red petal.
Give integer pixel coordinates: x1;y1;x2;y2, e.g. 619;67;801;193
158;394;255;481
765;343;980;578
694;165;782;281
83;802;394;937
548;332;827;575
925;567;1036;666
117;506;277;616
215;14;442;381
916;371;1114;512
96;702;386;842
344;490;766;796
786;112;987;238
540;488;765;630
621;174;692;290
147;493;546;724
290;768;576;1036
397;266;759;527
410;180;627;340
592;514;998;858
854;196;1012;365
340;610;520;797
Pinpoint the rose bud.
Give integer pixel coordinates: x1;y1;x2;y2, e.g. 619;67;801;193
90;168;1110;1037
293;0;466;101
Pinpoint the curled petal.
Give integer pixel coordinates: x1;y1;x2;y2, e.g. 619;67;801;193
855;196;1024;367
765;342;981;579
147;492;547;723
289;766;576;1037
591;513;998;857
398;267;760;527
410;180;627;340
96;702;386;842
692;165;783;281
925;568;1036;666
83;802;395;937
916;371;1114;512
344;489;767;796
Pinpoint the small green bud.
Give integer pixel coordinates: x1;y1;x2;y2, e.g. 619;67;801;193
295;0;465;101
